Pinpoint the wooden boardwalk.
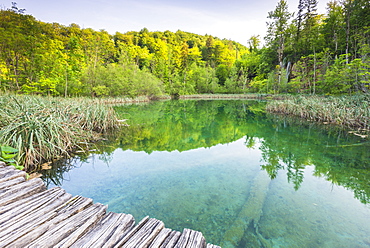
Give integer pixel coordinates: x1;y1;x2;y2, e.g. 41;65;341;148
0;162;220;248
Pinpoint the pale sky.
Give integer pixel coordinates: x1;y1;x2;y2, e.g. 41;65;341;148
1;0;331;46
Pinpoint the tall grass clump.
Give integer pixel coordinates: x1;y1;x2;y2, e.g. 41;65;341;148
0;95;118;171
266;94;370;130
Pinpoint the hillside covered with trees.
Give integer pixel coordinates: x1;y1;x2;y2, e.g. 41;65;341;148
0;0;369;97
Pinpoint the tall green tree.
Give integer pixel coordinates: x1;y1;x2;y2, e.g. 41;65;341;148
322;1;346;57
265;0;293;92
0;9;41;90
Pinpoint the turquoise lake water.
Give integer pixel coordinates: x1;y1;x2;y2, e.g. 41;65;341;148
44;100;370;247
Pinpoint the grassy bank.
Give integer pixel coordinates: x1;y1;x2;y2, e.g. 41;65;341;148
0;95;119;171
266;94;370;131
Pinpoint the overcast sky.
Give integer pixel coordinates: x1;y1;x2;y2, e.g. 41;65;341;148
1;0;331;46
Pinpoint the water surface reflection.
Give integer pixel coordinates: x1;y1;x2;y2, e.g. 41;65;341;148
42;100;370;247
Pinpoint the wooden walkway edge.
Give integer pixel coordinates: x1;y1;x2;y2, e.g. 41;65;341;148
0;162;221;248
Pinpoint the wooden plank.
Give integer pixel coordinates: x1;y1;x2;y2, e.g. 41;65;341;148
52;203;108;248
0;187;63;216
27;203;107;247
161;230;181;247
101;214;135;248
0;195;92;247
0;187;69;227
113;216;166;248
0;177;43;196
0;178;45;207
174;228;191;247
175;229;192;248
71;212;135;248
174;229;206;248
0;169;27;184
148;228;172;247
52;195;94;221
187;229;206;248
113;216;150;247
0;176;25;190
0;165;15;178
120;218;164;248
0;191;73;246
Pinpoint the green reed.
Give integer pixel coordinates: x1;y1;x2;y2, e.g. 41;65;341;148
179;94;268;100
266;94;370;130
0;95;119;171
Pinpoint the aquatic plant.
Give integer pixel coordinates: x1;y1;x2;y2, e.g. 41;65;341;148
0;95;119;171
0;145;23;170
266;94;370;131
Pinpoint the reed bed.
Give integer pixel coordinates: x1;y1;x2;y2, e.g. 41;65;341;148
91;95;151;105
0;95;119;171
90;95;172;105
179;94;288;100
266;94;370;131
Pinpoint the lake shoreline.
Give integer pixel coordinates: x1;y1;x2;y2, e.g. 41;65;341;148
266;94;370;135
1;94;368;172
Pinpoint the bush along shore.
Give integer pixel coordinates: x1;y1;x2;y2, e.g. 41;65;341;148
266;94;370;135
0;95;119;172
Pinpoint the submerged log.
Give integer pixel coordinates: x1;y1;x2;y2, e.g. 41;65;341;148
221;170;272;248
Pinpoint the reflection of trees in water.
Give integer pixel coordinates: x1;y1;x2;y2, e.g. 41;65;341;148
111;100;268;153
256;114;370;204
41;151;114;187
41;157;79;187
42;100;370;204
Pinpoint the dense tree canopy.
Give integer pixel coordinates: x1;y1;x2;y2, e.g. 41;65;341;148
265;0;370;94
0;1;369;96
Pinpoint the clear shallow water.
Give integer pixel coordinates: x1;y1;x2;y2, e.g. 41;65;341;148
43;100;370;247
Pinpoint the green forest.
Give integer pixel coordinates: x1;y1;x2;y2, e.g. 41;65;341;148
0;0;369;97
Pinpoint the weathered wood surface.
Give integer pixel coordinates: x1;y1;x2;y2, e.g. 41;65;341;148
0;163;221;247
